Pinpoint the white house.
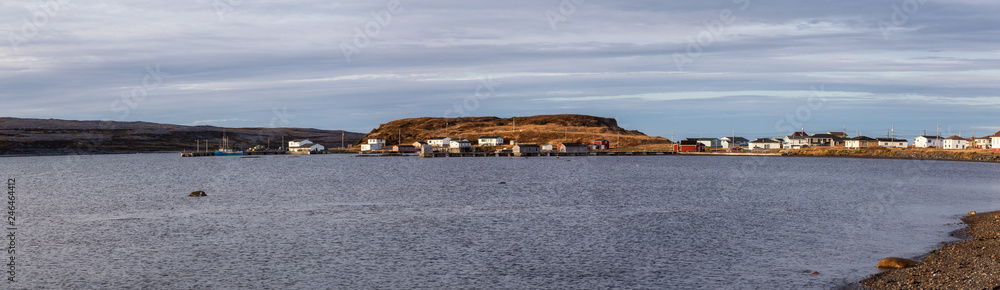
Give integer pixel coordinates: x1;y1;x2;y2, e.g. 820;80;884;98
449;138;471;149
876;138;908;148
288;139;313;148
360;138;386;151
427;137;451;148
914;136;944;148
720;137;749;149
541;144;554;151
748;138;782;149
943;136;968;149
478;136;504;146
289;143;325;153
783;135;810;149
992;131;1000;150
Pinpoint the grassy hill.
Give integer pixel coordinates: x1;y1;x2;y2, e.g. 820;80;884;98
0;118;364;155
361;114;672;149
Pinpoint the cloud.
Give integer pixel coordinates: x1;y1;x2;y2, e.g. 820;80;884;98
1;0;998;138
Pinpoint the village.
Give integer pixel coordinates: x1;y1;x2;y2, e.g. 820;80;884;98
180;128;1000;158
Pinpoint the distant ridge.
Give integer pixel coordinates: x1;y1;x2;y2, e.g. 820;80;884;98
362;114;671;148
0;117;364;156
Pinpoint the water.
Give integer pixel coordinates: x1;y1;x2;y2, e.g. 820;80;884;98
2;153;999;289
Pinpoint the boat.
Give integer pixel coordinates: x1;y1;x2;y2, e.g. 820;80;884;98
214;130;244;156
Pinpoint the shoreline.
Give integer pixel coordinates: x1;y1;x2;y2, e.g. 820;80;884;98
860;210;1000;288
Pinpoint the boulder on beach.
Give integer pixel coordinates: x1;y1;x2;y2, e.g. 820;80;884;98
189;191;207;197
968;211;976;215
876;257;921;269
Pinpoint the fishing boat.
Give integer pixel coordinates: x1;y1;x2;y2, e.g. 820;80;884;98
215;130;244;156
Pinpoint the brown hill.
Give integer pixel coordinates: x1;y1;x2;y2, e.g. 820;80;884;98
361;114;672;149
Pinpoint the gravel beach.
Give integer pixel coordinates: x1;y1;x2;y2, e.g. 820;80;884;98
860;211;1000;289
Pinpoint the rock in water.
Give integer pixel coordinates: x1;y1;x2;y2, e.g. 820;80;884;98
968;211;977;215
189;191;207;197
876;257;921;268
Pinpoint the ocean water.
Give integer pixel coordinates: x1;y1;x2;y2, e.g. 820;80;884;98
2;153;999;289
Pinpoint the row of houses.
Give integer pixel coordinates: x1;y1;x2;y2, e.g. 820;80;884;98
674;130;1000;152
358;136;613;153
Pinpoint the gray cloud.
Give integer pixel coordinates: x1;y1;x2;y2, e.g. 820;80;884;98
1;0;998;137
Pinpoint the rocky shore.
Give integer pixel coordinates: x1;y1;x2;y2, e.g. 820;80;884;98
860;211;1000;289
787;148;1000;163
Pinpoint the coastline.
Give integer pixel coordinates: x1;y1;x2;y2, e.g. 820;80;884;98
860;210;1000;288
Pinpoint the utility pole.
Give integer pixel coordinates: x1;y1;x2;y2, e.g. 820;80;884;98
341;131;344;148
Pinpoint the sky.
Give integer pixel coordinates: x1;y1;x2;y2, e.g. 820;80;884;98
2;0;999;140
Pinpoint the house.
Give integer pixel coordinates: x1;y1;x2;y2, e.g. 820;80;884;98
513;144;541;156
509;139;518;145
360;138;386;151
748;138;783;149
845;136;877;149
943;135;968;149
674;139;706;152
784;135;810;149
827;132;849;139
591;139;610;150
412;141;429;148
992;131;1000;151
914;136;944;148
806;133;840;147
541;144;554;151
288;139;313;148
449;138;472;150
426;137;451;148
558;143;589;153
289;143;325;153
392;145;417;153
478;136;504;146
719;137;749;149
693;138;719;147
972;137;991;149
876;138;908;148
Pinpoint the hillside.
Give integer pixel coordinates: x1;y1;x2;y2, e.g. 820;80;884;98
0;118;364;155
361;114;672;149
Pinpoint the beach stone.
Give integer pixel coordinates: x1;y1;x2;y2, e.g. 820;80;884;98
969;211;977;215
877;257;921;269
189;191;207;197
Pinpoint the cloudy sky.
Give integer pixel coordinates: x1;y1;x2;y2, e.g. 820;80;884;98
2;0;999;139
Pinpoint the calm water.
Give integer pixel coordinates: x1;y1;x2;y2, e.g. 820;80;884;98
2;153;999;289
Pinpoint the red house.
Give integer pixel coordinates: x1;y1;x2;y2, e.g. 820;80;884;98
591;139;610;150
673;140;706;152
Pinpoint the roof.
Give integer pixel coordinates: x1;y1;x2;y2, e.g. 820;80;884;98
944;135;965;140
413;141;428;145
594;139;609;142
875;138;907;142
917;135;943;140
791;131;808;136
451;138;470;142
291;139;311;142
394;145;415;148
810;134;838;138
993;131;1000;137
559;142;588;147
828;132;849;137
514;144;540;148
696;138;718;141
750;138;781;143
678;139;701;145
850;136;876;141
721;137;750;142
785;135;808;139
